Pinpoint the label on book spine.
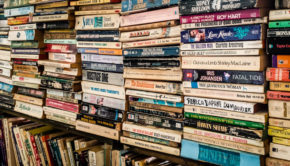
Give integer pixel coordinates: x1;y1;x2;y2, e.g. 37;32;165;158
77;41;121;49
81;54;123;64
184;96;258;113
82;81;125;99
182;56;265;71
75;14;120;30
82;70;124;86
126;89;182;102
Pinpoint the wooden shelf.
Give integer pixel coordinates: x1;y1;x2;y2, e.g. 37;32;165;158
0;108;216;166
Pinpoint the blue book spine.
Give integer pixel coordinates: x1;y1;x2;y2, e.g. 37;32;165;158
129;97;184;108
181;25;263;43
123;46;179;58
0;82;13;93
122;0;179;12
4;6;34;17
82;62;123;73
181;139;261;166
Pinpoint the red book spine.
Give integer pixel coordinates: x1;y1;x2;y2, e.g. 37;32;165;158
30;135;41;166
267;91;290;101
46;98;79;113
266;68;290;82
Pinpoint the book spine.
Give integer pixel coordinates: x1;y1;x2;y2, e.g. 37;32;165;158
120;137;180;156
181;25;263;43
181;41;263;50
270;82;290;91
122;37;180;48
82;81;125;99
4;6;34;17
122;122;182;143
184;88;266;103
8;16;31;26
44;66;80;76
75;14;120;30
270;143;290;160
120;7;179;26
17;87;46;98
77;114;121;130
0;82;13;93
270;9;290;20
181;139;262;166
179;0;262;15
269;100;290;119
32;14;71;22
76;120;120;140
70;0;119;6
268;126;290;139
181;49;262;56
272;55;290;68
185;112;264;129
180;8;265;24
12;75;41;84
11;41;41;49
127;111;183;130
182;56;264;71
76;30;119;42
121;0;178;12
269;20;290;28
124;59;180;68
125;79;182;94
81;54;123;64
45;44;77;54
268;29;290;37
126;89;182;102
268;91;290;101
273;137;290;146
184;127;264;147
267;38;290;54
185;119;264;140
13;94;44;106
124;68;182;81
182;17;268;29
123;46;179;58
185;105;266;123
8;30;40;41
0;60;12;69
120;26;180;42
14;101;44;118
129;101;183;113
266;157;290;166
183;133;265;155
77;48;122;55
267;68;290;82
77;41;121;49
11;48;40;54
183;81;265;93
46;98;80;113
49;52;79;63
82;93;126;110
129;96;184;108
82;70;124;86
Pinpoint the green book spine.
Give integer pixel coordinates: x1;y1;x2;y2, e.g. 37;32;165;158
11;41;40;49
269;21;290;28
184;112;265;129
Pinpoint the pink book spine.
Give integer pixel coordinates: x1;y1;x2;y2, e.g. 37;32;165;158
180;9;262;24
121;6;179;27
46;98;79;113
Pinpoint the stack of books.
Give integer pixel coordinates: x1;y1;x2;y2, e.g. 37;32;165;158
72;0;125;141
120;0;182;156
179;0;271;165
5;0;47;118
0;1;14;111
266;1;290;165
33;0;81;126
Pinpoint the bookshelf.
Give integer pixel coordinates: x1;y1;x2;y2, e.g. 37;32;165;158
0;108;216;166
